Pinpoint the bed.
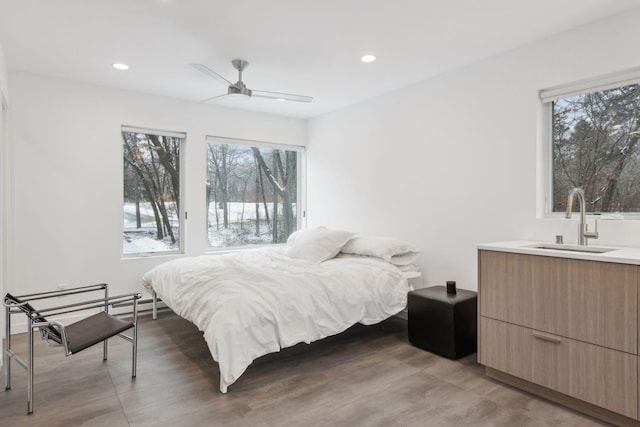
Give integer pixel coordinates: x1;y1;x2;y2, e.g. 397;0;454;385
142;227;418;393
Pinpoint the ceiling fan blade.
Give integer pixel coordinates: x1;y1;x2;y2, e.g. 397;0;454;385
190;63;233;87
252;89;313;103
200;93;229;103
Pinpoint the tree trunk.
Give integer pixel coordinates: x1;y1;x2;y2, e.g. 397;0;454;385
148;134;180;214
255;171;260;237
123;139;164;239
282;151;297;236
209;144;229;228
272;152;279;243
255;156;270;225
252;148;298;243
158;198;176;243
601;136;639;211
135;186;141;229
213;174;220;230
149;153;174;241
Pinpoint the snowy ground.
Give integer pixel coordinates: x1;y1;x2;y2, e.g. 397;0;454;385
123;201;296;253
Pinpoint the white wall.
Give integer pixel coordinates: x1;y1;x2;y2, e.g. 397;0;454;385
0;41;8;361
0;42;7;97
307;8;640;291
8;72;306;305
9;8;640;309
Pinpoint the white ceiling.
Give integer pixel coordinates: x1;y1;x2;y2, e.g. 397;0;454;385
1;0;640;119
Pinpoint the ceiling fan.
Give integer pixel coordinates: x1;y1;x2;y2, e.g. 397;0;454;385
191;59;313;103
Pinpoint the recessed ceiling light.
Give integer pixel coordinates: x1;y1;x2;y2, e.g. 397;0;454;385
112;63;129;71
277;98;286;102
361;55;376;63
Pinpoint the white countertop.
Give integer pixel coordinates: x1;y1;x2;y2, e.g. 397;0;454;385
477;240;640;265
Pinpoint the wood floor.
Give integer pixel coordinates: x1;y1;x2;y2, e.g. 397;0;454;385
1;312;608;427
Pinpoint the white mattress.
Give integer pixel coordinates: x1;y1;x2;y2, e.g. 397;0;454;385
142;246;410;392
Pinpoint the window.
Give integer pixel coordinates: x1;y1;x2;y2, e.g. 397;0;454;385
206;136;304;248
122;127;184;255
541;68;640;214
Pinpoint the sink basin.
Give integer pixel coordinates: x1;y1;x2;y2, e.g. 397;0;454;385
526;243;616;254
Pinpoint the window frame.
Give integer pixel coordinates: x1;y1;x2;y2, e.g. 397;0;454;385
205;135;306;251
539;67;640;219
121;125;186;258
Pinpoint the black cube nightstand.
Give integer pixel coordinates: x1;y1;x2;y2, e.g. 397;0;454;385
408;285;477;359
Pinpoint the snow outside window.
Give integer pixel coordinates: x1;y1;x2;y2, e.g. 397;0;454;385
206;136;304;248
541;69;640;214
122;127;184;255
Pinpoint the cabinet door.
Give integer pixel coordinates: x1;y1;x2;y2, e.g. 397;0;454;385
479;250;637;354
479;250;534;328
480;317;637;419
532;255;637;354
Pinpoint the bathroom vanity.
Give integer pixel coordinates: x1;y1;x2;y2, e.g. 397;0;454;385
478;241;640;426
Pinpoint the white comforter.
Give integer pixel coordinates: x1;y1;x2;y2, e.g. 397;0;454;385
142;247;410;392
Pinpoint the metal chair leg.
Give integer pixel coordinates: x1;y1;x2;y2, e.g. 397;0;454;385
103;284;109;361
4;305;10;390
27;319;34;414
132;299;138;377
152;290;157;320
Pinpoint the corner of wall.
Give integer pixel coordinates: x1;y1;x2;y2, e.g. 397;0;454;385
0;39;8;366
0;41;8;104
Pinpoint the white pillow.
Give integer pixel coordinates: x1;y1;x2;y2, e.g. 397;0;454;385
388;251;419;266
287;227;355;263
341;235;419;265
395;262;420;272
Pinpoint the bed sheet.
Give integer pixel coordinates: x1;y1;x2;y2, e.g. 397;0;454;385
142;246;410;392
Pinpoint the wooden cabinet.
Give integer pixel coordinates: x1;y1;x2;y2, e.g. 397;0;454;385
478;249;639;422
480;317;637;419
479;250;637;353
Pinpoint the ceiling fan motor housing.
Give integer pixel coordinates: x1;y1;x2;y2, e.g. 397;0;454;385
228;81;252;97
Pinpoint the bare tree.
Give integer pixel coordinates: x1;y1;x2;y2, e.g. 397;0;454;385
252;147;296;242
205;142;298;247
553;84;640;212
208;144;230;228
122;132;181;246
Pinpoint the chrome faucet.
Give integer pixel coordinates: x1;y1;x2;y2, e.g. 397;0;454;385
565;188;598;246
